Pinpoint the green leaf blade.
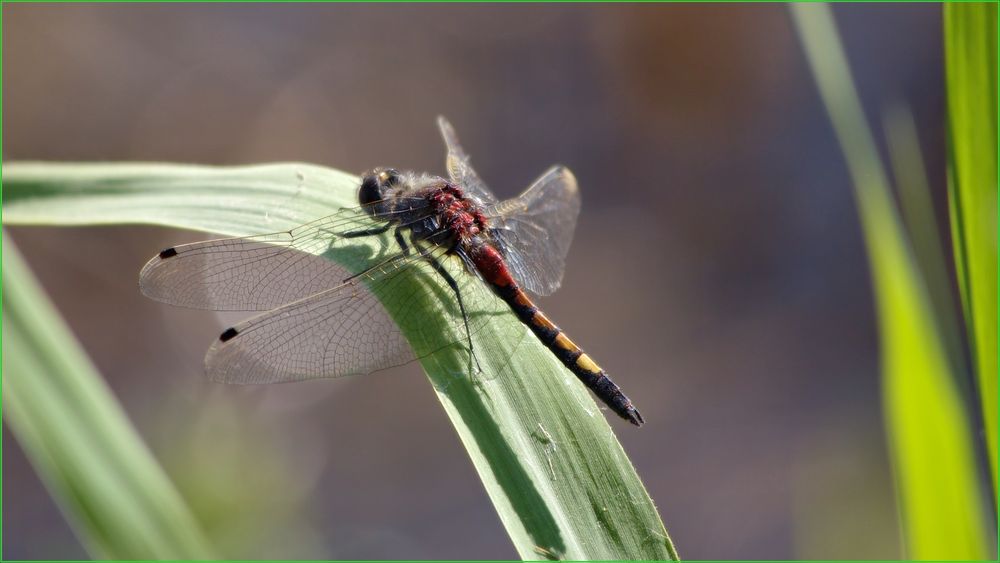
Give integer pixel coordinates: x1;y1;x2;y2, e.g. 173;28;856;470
3;161;676;560
945;1;998;498
2;235;216;560
3;161;359;235
791;5;993;559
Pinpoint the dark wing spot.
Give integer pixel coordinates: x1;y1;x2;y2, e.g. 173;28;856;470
219;327;239;342
158;247;178;259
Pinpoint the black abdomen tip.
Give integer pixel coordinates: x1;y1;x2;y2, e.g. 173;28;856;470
159;247;178;259
626;408;645;427
219;327;239;342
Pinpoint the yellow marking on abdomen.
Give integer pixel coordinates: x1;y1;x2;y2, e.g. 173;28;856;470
554;332;581;352
575;353;601;374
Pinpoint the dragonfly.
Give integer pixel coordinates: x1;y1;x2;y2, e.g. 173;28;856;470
139;117;644;426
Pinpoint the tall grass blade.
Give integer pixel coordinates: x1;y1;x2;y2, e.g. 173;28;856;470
883;106;967;384
791;4;992;559
3;161;677;560
944;2;998;498
2;234;215;559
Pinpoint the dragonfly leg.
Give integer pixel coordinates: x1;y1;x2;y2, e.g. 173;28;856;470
411;236;482;375
339;223;392;238
341;228;415;283
394;227;410;254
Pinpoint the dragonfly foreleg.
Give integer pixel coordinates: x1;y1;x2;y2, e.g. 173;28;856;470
411;236;482;375
339;223;392;238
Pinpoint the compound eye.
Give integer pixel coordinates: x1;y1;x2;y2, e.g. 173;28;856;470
379;168;401;187
358;172;383;207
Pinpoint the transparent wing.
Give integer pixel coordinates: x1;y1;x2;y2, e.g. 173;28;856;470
207;284;415;384
487;166;581;296
437;116;498;204
205;256;417;383
139;199;432;311
204;243;513;384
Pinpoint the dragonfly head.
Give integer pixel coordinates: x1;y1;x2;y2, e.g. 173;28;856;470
359;168;403;215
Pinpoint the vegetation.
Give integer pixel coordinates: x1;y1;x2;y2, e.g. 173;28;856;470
2;162;675;560
3;5;994;559
791;3;995;559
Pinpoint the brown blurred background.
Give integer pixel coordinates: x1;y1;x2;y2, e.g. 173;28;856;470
4;3;949;559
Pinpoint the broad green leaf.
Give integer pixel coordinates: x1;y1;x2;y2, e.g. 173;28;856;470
3;161;677;560
945;2;998;497
791;5;992;559
2;235;215;560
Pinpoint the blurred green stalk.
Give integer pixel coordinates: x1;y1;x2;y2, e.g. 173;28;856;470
2;234;215;559
944;2;998;499
791;4;992;559
884;106;967;379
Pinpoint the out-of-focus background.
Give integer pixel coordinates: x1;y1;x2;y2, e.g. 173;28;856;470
2;3;959;559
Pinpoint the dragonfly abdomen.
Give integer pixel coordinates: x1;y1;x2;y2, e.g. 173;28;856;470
473;246;644;426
